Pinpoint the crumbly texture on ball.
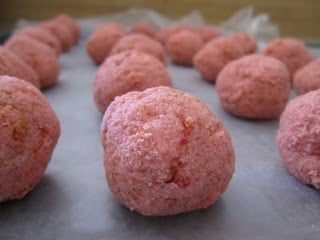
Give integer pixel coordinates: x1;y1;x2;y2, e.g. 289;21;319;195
101;86;235;216
5;35;60;89
0;76;60;202
230;32;257;55
277;90;320;189
110;34;166;64
40;20;74;52
0;47;40;88
166;30;204;66
263;38;312;77
54;14;81;45
86;23;126;65
293;59;320;95
93;50;172;113
198;26;221;43
131;21;156;38
193;37;243;82
17;26;62;55
216;54;290;119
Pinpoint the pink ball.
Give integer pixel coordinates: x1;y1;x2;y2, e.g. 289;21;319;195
54;14;81;45
198;26;221;43
277;89;320;189
216;54;290;119
131;21;156;38
230;32;257;55
0;76;60;202
101;86;235;216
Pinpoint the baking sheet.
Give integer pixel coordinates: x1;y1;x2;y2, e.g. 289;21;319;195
1;32;320;240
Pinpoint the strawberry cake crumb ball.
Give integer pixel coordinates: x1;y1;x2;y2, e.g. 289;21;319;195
166;30;204;66
54;14;81;45
277;89;320;189
86;23;126;65
193;37;243;82
263;38;312;78
131;21;156;38
216;54;290;119
198;26;221;43
293;59;320;95
5;35;60;89
101;86;235;216
110;33;166;64
93;50;172;113
0;76;60;202
230;32;257;55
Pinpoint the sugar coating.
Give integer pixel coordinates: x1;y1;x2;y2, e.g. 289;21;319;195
0;76;60;202
198;26;221;43
111;34;166;64
193;37;244;82
54;14;81;45
131;21;156;38
216;54;290;119
86;23;126;65
230;32;257;55
293;59;320;95
0;47;40;88
263;38;312;78
5;35;60;89
17;26;62;55
40;20;73;52
166;30;204;66
101;86;235;216
93;50;172;113
277;89;320;189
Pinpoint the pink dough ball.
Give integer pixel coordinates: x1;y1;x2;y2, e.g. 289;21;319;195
101;86;235;216
230;32;257;55
131;21;156;38
198;26;221;43
54;14;81;45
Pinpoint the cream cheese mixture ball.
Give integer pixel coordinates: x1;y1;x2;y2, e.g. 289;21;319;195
93;50;172;113
0;76;60;202
216;54;290;119
277;89;320;189
101;86;235;216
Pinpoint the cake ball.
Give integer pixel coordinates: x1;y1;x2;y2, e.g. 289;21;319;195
40;20;74;52
293;59;320;95
193;37;243;82
86;23;126;65
166;30;204;66
230;32;257;55
0;47;40;88
0;76;60;202
93;50;172;113
263;38;312;77
131;21;156;38
277;89;320;189
5;35;60;89
101;86;235;216
16;26;61;55
198;26;221;43
216;54;290;119
110;34;166;64
155;25;179;45
54;14;81;44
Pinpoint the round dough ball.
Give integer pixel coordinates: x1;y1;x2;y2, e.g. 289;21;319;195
131;21;156;38
101;86;235;216
193;37;243;82
155;24;197;46
110;33;166;64
5;35;60;89
198;26;221;43
40;20;74;52
0;76;60;202
216;54;290;119
230;32;257;55
93;50;172;113
86;23;126;65
0;46;40;88
166;30;204;66
263;38;312;77
54;14;81;45
16;26;62;55
277;89;320;189
293;59;320;95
